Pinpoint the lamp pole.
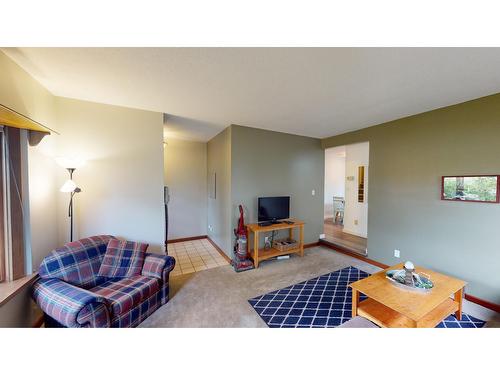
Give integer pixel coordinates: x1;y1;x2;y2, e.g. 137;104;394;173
66;168;81;242
57;158;84;243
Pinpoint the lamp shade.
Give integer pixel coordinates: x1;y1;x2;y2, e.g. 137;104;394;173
56;157;85;169
60;179;78;193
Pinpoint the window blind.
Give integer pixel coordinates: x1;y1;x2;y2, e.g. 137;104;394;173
0;126;31;282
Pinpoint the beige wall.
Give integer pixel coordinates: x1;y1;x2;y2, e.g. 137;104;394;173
0;52;166;326
55;97;165;252
164;138;207;239
207;127;232;255
0;51;60;271
0;51;60;326
322;93;500;303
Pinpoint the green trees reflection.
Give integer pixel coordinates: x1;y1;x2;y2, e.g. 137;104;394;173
443;176;497;202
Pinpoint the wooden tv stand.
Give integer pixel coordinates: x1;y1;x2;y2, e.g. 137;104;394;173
246;220;304;268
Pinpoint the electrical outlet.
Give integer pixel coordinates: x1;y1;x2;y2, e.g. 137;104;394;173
319;233;326;239
208;225;213;232
354;219;358;225
394;249;400;258
312;189;315;196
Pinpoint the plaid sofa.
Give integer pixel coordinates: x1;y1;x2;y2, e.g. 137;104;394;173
32;235;176;328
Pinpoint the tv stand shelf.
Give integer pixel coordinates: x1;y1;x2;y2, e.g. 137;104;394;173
246;220;304;268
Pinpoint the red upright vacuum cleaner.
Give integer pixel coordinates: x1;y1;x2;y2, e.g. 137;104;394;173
232;205;254;272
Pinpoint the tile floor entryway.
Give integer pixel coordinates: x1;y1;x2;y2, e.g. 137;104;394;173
168;238;230;276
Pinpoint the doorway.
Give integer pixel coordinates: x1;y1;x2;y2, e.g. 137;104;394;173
323;142;369;256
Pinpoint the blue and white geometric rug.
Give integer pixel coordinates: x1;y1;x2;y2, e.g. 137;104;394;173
248;266;485;328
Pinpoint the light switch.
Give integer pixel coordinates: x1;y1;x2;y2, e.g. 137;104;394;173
312;189;315;196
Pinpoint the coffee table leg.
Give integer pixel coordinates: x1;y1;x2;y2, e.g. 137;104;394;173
454;288;463;321
351;289;359;317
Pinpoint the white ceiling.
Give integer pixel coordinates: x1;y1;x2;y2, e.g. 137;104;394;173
4;48;500;141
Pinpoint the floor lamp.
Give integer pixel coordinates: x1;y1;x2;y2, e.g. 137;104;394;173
58;158;84;242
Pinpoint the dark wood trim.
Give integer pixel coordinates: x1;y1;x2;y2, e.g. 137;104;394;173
319;240;500;313
465;293;500;313
304;242;320;249
206;236;232;263
167;235;208;244
319;239;389;269
32;312;44;328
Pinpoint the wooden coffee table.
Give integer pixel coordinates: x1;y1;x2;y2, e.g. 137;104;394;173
349;263;466;328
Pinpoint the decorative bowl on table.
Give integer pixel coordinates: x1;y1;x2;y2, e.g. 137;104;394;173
385;262;434;292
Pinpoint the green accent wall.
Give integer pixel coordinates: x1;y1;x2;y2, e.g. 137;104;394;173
322;93;500;303
231;125;325;249
208;125;325;257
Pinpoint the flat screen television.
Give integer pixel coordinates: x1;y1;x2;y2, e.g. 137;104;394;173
258;196;290;223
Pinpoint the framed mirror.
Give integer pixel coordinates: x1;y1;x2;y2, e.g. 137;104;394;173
441;175;499;203
358;166;365;203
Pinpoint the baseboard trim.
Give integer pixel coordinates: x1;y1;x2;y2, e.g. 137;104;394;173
319;240;388;269
464;293;500;313
206;236;232;263
304;242;320;249
167;235;207;244
318;240;500;313
341;228;368;239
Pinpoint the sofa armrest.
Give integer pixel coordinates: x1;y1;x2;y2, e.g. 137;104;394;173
32;278;111;328
142;253;176;281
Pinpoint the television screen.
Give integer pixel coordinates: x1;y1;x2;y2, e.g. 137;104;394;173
258;196;290;222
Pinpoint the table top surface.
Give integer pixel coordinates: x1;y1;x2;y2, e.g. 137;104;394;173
349;263;467;321
246;219;304;232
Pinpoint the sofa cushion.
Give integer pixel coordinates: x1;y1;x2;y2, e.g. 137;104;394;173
39;235;115;288
90;275;160;316
142;253;169;279
98;239;148;278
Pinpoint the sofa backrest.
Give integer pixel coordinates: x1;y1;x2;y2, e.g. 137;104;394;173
39;235;116;289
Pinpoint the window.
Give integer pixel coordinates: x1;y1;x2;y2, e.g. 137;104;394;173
0;126;29;283
0;104;51;283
